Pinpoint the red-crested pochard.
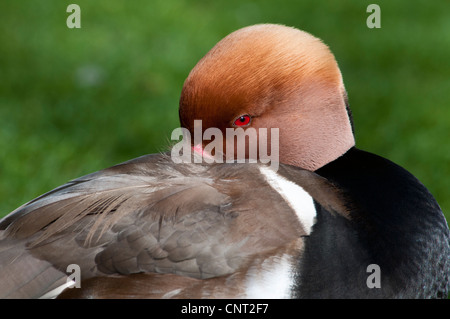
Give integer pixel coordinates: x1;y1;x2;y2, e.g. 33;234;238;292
0;24;449;299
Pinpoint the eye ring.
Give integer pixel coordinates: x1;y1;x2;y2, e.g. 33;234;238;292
233;114;252;127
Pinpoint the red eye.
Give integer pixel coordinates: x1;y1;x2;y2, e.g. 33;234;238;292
233;115;251;127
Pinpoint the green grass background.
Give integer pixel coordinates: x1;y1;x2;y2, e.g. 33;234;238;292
1;0;449;232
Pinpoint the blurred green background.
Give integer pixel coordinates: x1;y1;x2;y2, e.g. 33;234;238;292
1;0;449;231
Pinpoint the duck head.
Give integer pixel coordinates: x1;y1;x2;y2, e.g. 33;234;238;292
179;24;355;171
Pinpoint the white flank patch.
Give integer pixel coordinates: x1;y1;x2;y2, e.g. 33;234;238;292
259;166;317;235
244;254;295;298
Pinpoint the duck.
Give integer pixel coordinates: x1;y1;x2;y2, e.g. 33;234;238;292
0;24;449;299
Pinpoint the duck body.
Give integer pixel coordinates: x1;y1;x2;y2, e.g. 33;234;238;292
0;148;448;298
0;154;347;298
1;23;449;298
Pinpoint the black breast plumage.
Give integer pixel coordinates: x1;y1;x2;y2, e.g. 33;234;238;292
0;153;348;298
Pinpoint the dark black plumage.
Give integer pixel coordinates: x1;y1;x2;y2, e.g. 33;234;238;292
295;148;450;298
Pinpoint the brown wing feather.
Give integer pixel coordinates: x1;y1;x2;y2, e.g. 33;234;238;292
0;153;349;298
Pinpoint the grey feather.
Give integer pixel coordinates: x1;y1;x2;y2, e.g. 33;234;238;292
0;153;346;298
